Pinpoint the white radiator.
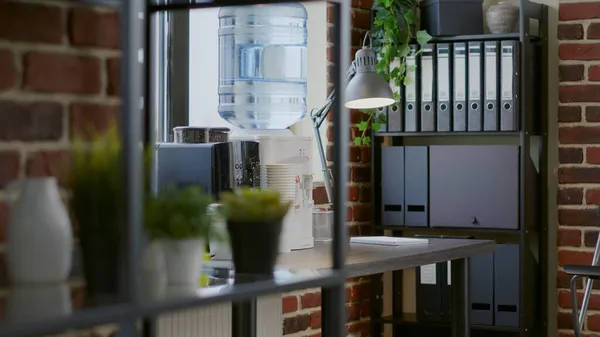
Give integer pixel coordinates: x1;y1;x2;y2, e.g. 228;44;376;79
156;293;283;337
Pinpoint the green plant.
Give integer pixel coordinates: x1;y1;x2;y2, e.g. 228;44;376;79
353;0;433;146
219;188;292;223
145;186;216;240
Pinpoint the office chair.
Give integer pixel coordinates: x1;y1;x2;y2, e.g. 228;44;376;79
563;234;600;337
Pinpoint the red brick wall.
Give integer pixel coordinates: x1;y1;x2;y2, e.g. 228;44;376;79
557;2;600;336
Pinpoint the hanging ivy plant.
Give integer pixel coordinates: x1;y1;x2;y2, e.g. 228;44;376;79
353;0;432;146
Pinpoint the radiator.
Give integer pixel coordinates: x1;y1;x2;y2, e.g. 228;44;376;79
156;293;283;337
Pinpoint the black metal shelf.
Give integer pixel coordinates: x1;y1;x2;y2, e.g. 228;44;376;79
375;131;521;137
428;33;540;42
149;0;343;12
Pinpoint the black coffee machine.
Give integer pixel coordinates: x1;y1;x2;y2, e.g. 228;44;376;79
153;127;261;199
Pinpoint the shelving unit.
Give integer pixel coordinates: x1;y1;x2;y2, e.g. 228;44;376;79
370;0;549;337
0;1;351;337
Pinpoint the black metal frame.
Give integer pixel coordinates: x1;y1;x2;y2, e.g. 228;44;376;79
369;1;549;337
0;1;350;337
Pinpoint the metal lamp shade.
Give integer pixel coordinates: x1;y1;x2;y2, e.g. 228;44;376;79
343;46;394;110
344;72;395;109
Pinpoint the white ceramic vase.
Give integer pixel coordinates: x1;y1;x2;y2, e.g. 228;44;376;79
161;238;205;286
6;178;73;283
7;282;71;321
486;2;520;34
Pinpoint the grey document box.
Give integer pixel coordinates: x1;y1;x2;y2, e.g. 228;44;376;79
470;252;494;325
429;145;519;229
494;244;520;327
381;146;405;226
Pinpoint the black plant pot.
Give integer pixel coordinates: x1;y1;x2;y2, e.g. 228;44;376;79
226;220;282;281
79;231;122;305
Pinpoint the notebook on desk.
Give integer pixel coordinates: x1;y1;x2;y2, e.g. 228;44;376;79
349;236;429;246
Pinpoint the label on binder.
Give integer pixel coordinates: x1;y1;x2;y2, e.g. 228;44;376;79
420;264;437;285
454;46;466;101
501;44;514;100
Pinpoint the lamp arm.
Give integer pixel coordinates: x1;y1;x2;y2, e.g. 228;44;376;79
310;61;356;204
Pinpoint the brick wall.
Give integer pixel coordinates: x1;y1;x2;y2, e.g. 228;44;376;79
557;2;600;336
0;0;119;336
283;1;377;336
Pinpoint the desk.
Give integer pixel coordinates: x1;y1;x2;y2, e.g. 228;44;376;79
278;238;495;337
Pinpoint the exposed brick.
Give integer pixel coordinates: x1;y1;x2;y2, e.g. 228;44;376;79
69;7;120;49
588;314;600;331
352;204;371;222
282;314;310;334
313;186;329;205
282;295;298;314
560;44;600;61
587;106;600;122
587;189;600;205
559;106;582;123
70;103;119;140
558;249;593;266
24;52;101;94
589;23;600;40
359;185;371;203
558;228;582;247
352;0;374;9
0;100;63;141
351;166;370;183
0;49;17;91
350;146;362;162
310;310;322;329
558;187;583;205
588;147;600;164
560;167;600;184
25;150;70;185
558;24;584;40
560;85;600;103
0;151;19;190
348;186;359;202
352;9;371;30
590;66;600;82
347;282;370;302
559;147;583;164
559;126;600;144
559;209;600;227
559;64;584;82
107;58;120;96
347;320;370;335
560;2;600;21
558;270;579;289
557;311;573;330
585;230;599;248
300;291;321;309
0;2;63;44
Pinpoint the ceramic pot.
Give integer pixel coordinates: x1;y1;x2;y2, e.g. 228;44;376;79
227;220;282;281
161;239;205;286
486;2;519;34
6;178;73;283
7;283;71;321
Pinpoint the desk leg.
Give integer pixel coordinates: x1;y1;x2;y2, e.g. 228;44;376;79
451;258;470;337
232;299;257;337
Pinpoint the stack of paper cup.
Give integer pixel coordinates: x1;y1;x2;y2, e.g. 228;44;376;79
266;164;299;202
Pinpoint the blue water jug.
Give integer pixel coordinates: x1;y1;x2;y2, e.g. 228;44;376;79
218;3;308;130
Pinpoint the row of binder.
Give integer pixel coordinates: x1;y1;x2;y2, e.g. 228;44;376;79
416;241;520;328
382;40;520;133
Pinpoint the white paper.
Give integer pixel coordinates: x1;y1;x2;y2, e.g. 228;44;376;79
420;264;437;285
447;261;452;285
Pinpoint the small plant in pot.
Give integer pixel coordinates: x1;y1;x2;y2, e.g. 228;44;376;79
145;186;215;286
219;188;291;282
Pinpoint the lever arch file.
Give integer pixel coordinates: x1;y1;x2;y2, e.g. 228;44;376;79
467;41;483;131
404;146;428;227
484;41;500;131
453;42;467;132
420;44;436;132
381;147;404;226
405;45;419;132
376;106;388;132
471;252;495;325
388;57;403;132
436;43;451;132
417;263;443;322
500;40;519;131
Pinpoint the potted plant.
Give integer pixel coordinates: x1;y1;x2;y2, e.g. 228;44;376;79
144;186;215;286
353;0;432;146
219;188;291;281
69;127;123;305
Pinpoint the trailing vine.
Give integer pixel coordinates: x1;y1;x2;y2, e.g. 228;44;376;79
353;0;432;146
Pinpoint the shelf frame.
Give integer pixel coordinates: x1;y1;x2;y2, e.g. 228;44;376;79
369;0;549;336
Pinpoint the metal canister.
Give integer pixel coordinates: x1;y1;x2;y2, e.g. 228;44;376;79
173;127;230;143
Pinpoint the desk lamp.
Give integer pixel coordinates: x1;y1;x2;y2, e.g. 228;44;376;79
311;31;395;204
